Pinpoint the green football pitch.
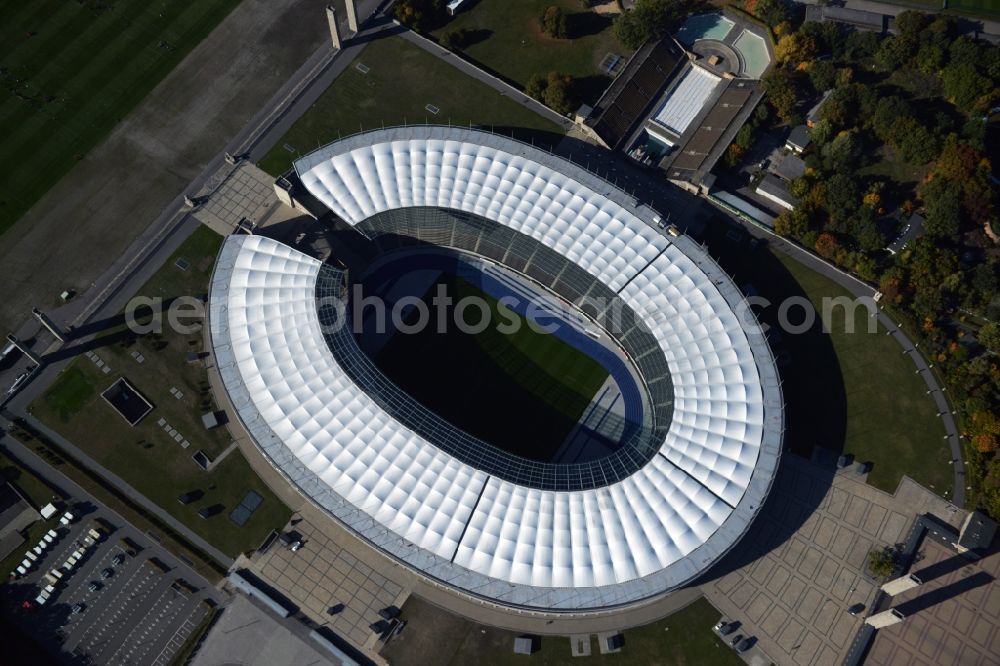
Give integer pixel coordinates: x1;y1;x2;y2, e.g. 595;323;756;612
370;275;610;462
0;0;240;236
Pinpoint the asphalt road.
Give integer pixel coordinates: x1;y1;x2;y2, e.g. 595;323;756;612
0;0;965;607
0;0;398;571
0;435;223;665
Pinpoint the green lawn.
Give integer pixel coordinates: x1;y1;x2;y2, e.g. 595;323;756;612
877;0;1000;18
370;274;609;461
950;0;1000;17
699;219;951;496
256;35;565;176
0;0;241;236
777;255;953;496
430;0;630;104
40;366;93;422
30;226;291;558
381;596;743;666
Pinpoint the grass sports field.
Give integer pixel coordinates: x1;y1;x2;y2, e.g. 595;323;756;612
257;35;564;176
430;0;630;105
31;226;291;558
0;0;240;236
369;273;609;461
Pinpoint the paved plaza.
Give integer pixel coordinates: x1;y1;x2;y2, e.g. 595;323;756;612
868;539;1000;665
249;517;409;651
193;162;284;234
701;451;964;666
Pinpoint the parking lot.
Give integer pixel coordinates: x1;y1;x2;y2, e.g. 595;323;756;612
1;505;220;665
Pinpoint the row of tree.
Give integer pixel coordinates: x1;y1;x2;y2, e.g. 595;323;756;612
761;13;1000;518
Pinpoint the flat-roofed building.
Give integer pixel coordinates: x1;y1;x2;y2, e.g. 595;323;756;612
583;39;684;150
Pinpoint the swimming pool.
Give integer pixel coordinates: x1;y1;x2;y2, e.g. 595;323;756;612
734;30;770;79
675;13;735;45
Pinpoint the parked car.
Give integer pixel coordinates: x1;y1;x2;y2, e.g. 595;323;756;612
735;637;755;653
730;634;743;647
88;582;101;592
112;554;126;566
100;568;114;579
719;622;738;636
71;603;85;615
848;603;866;615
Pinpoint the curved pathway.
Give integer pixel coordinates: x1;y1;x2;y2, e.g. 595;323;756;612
721;215;965;507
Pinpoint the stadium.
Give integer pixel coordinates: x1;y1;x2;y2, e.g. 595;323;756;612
208;126;783;612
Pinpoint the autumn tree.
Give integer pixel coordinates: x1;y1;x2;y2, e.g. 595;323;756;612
762;68;801;122
922;178;964;239
775;32;818;65
744;0;790;28
393;0;445;31
941;63;993;110
815;232;840;259
542;72;576;114
806;59;837;94
612;0;682;49
868;548;896;579
540;6;568;39
978;324;1000;354
874;34;917;72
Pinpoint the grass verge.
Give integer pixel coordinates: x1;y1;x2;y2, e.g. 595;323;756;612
29;226;291;560
381;595;743;666
776;255;952;495
168;603;220;666
6;420;226;582
699;217;951;497
257;35;565;176
430;0;629;104
0;448;61;509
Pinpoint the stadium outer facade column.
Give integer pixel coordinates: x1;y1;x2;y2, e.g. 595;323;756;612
326;6;342;50
345;0;360;33
31;307;66;343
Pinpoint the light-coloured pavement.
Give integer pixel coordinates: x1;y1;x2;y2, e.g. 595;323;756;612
193;163;282;235
0;0;336;334
249;517;408;649
700;450;964;666
867;538;1000;665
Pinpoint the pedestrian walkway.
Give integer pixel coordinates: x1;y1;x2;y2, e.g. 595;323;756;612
6;419;234;569
717;218;966;507
395;28;573;130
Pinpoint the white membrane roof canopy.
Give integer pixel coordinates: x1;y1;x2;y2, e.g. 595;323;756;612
210;127;782;610
652;65;722;135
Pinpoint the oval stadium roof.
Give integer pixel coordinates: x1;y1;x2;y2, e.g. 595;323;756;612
209;126;782;610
